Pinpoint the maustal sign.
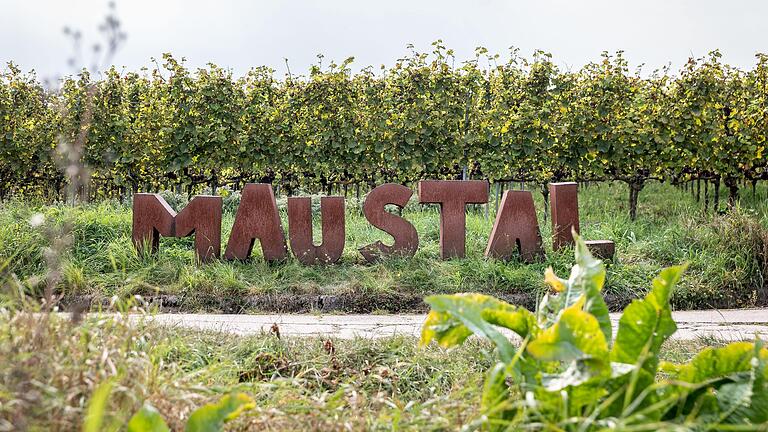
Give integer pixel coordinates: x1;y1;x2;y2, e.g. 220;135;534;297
132;181;615;264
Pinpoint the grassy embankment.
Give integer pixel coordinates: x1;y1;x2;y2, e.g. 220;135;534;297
1;181;767;312
0;307;729;431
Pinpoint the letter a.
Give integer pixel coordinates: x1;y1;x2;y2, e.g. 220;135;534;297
225;184;288;261
485;190;544;263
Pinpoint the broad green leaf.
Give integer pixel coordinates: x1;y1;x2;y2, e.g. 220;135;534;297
658;361;681;375
527;301;609;371
674;342;768;384
544;365;642;417
669;342;768;424
611;264;686;373
422;293;536;363
127;403;170;432
541;359;601;391
539;233;611;342
720;360;768;425
185;393;256;432
481;303;538;338
420;310;473;348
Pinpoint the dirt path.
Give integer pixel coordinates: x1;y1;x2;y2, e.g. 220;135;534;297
141;309;768;341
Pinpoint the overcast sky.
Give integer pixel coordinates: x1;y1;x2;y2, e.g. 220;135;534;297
0;0;766;80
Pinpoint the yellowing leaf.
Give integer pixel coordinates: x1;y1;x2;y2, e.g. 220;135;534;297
544;267;565;292
527;302;609;364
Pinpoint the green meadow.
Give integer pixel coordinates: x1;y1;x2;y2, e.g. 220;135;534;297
2;181;766;312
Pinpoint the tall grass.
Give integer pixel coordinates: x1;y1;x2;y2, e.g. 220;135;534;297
0;307;492;430
0;306;727;431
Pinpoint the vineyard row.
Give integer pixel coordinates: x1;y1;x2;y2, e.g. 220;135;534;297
1;45;766;219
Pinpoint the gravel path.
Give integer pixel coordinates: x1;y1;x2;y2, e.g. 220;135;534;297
141;309;768;341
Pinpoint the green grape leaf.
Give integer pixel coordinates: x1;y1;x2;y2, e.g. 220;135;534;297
611;264;686;373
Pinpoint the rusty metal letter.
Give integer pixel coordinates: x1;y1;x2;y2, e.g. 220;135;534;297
485;190;544;263
358;183;419;263
175;195;223;262
132;193;176;254
418;180;489;259
287;196;345;265
224;183;288;262
550;182;580;250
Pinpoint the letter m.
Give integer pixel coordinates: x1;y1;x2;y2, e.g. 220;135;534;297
132;193;222;262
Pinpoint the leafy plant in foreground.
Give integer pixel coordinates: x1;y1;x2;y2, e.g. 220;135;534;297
127;393;255;432
84;385;255;432
421;233;768;430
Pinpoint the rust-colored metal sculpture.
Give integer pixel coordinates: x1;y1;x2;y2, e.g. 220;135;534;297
224;183;288;262
175;195;223;262
550;182;580;250
485;190;544;262
132;193;222;262
585;240;616;260
132;193;176;254
287;196;345;265
132;179;617;265
418;180;489;259
358;183;419;263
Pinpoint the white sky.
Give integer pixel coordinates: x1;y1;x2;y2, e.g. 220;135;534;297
0;0;766;80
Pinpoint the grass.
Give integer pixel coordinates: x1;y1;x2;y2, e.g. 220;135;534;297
0;307;733;431
1;181;767;312
1;182;764;430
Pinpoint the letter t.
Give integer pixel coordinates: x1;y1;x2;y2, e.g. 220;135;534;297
418;180;488;259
